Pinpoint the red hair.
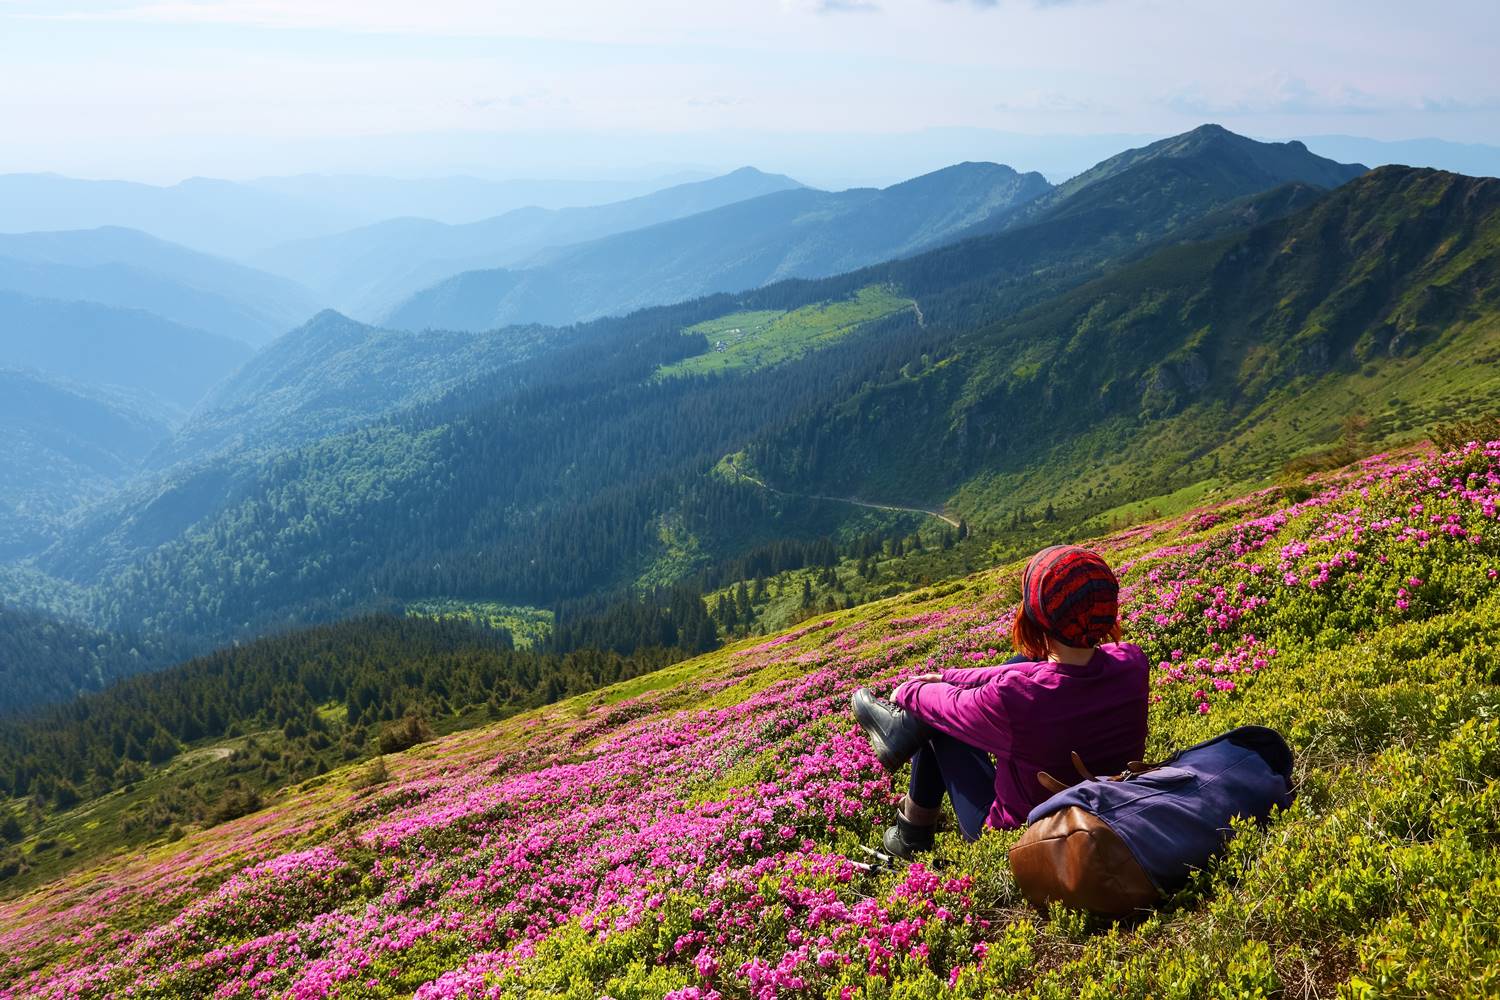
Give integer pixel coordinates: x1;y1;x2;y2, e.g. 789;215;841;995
1011;612;1049;661
1013;611;1122;660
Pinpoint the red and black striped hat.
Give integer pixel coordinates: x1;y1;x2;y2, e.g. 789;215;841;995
1020;544;1119;646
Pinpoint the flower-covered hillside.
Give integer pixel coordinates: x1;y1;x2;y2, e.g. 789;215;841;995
4;442;1500;999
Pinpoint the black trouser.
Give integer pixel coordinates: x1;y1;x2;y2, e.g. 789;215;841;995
907;734;996;840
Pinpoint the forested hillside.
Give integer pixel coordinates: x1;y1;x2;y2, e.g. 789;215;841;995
148;311;555;467
0;603;184;715
0;612;710;887
0;371;178;558
751;166;1500;517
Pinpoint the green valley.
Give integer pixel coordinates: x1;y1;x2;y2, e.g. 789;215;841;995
5;129;1394;663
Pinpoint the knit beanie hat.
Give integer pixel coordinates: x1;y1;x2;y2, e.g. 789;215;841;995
1020;544;1119;646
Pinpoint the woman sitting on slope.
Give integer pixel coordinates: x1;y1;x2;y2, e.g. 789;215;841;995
852;544;1148;858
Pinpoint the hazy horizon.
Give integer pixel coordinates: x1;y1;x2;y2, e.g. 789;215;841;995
3;1;1498;187
7;128;1500;193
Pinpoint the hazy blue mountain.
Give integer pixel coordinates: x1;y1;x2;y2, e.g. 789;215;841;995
151;311;555;467
0;291;250;408
1298;134;1500;179
0;171;711;259
0;228;323;345
382;162;1052;331
244;172;713;227
0;369;175;558
0;174;360;259
252;168;805;317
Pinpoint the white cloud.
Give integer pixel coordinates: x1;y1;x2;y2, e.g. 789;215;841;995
1164;74;1482;118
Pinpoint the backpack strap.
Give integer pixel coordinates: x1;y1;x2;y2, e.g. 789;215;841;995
1036;754;1160;794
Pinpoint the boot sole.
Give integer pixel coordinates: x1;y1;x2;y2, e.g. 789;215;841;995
851;691;906;772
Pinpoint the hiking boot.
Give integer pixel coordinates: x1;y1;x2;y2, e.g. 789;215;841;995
851;687;933;771
882;815;936;859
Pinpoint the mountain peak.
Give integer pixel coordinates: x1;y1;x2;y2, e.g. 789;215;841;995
697;166;804;192
880;161;1039;198
1057;123;1367;200
298;307;363;332
1186;122;1233;136
274;308;370;351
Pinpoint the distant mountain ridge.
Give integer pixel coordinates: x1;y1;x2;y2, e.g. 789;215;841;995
252;167;805;317
0;291;251;409
381;161;1053;331
0;173;357;259
0;171;708;259
952;123;1367;245
0;227;323;345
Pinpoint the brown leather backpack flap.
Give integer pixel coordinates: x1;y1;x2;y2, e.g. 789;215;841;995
1007;805;1160;917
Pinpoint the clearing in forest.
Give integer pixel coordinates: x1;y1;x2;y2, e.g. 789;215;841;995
657;284;915;379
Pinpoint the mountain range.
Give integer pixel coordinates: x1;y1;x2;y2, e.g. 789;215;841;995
9;124;1500;720
380;161;1053;330
0;227;322;346
251;167;805;318
0;171;706;259
9;125;1402;651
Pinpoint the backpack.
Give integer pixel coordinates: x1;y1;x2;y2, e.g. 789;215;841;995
1007;725;1295;917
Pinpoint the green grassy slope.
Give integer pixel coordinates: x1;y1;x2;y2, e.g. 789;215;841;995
657;285;915;378
4;439;1498;997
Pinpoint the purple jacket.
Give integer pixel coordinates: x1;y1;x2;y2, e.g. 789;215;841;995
893;642;1149;829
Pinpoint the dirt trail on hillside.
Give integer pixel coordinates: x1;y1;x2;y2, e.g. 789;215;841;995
726;462;959;529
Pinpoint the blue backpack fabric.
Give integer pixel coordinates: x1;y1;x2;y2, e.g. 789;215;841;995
1024;725;1295;896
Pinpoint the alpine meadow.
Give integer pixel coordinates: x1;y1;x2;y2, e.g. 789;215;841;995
3;3;1500;998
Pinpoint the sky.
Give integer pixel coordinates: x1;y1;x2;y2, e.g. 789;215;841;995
2;0;1498;184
